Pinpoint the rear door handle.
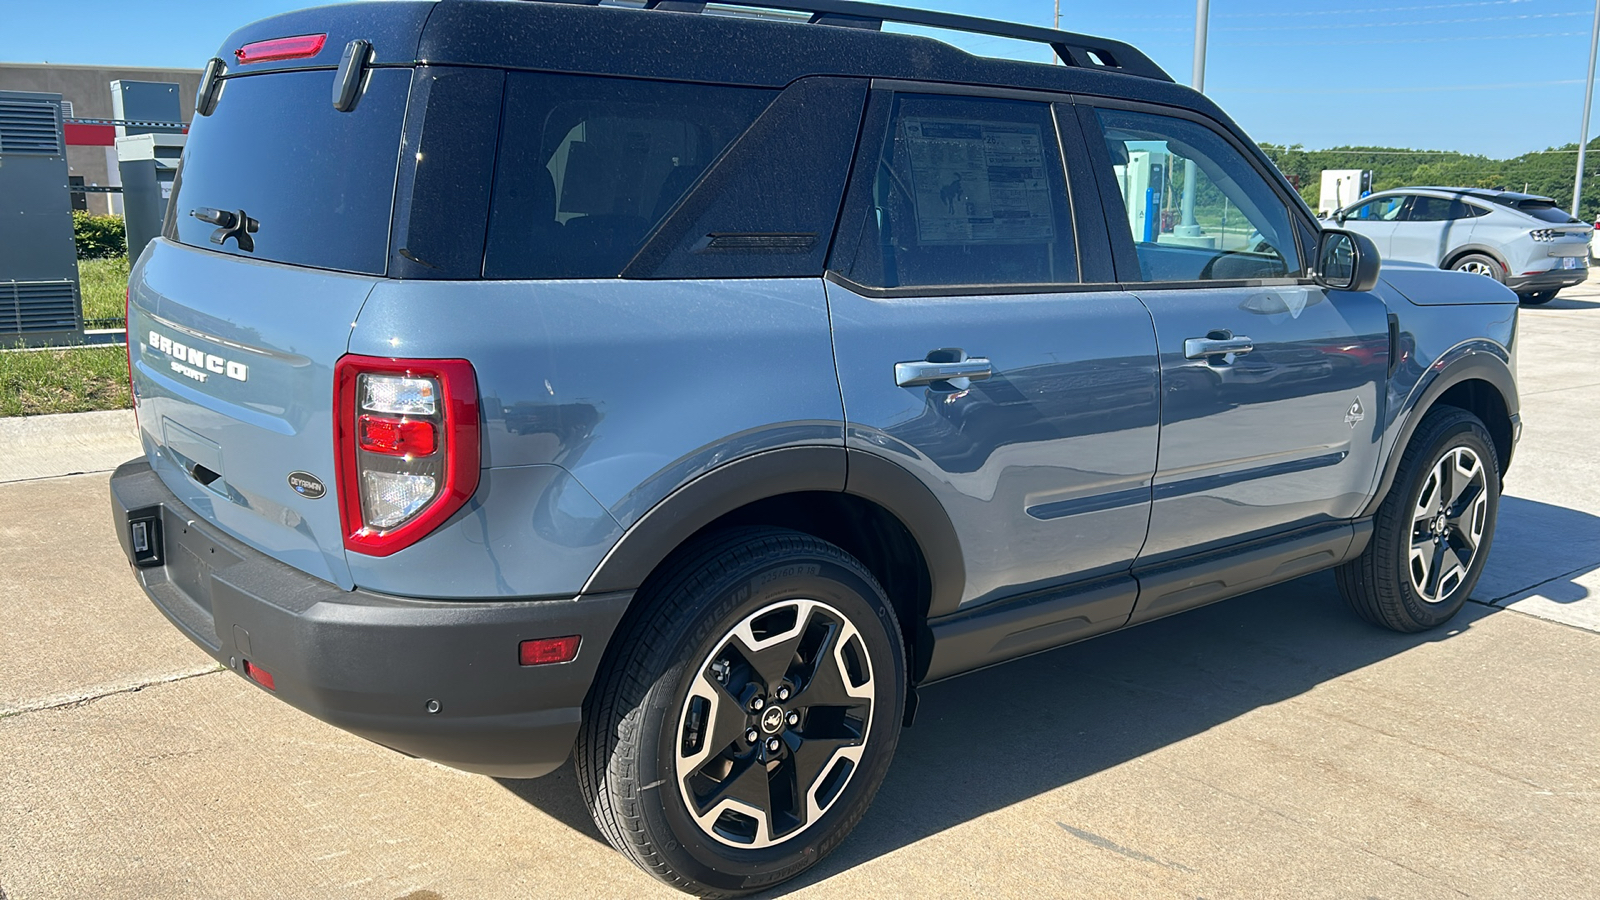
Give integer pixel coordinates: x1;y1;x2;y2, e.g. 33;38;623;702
1184;336;1254;359
894;357;993;388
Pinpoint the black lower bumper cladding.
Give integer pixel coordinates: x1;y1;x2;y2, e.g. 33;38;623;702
109;458;630;778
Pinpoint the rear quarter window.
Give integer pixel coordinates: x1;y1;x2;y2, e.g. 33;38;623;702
166;68;410;275
483;73;775;279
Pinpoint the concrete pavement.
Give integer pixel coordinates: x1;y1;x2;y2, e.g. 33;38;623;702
2;287;1598;899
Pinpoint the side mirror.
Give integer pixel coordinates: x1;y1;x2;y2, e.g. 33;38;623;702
1314;228;1381;292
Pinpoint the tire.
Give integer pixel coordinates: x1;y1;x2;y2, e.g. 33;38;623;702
1518;290;1556;305
1337;407;1500;632
1451;253;1505;283
575;527;906;897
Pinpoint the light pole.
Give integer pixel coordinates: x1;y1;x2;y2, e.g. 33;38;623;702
1573;0;1600;218
1176;0;1210;238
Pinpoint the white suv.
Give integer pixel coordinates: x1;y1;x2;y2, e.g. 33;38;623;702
1330;187;1589;304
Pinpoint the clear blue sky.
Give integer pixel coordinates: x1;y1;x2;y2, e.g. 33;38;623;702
3;0;1596;158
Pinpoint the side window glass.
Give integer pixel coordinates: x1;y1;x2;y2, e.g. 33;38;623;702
484;73;775;279
1407;197;1451;222
1093;108;1301;282
1346;196;1404;221
840;94;1078;289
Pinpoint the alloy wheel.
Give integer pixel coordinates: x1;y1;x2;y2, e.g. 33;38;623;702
674;598;875;849
1408;446;1489;603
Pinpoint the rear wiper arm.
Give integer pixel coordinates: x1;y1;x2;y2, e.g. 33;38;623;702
192;207;260;252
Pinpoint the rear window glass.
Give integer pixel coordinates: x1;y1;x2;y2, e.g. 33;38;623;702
1501;198;1581;224
167;69;409;275
484;73;775;279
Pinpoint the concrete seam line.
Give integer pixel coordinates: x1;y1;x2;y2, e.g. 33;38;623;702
0;663;225;720
1483;559;1600;605
0;467;120;485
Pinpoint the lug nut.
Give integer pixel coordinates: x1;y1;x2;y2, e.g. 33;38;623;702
745;728;759;743
786;711;800;727
750;696;765;711
766;737;781;753
775;686;791;702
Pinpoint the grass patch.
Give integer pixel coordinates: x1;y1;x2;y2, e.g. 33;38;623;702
0;344;131;417
79;256;131;325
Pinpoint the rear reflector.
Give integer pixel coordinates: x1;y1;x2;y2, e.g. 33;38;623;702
243;660;276;690
519;636;581;666
236;33;327;64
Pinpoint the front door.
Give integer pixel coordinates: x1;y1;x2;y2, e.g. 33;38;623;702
1081;104;1391;570
1337;193;1407;257
826;89;1161;621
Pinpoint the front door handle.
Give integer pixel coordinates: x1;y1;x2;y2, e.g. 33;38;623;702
1184;335;1254;360
894;356;993;388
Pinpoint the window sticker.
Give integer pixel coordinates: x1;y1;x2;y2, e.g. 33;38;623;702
902;118;1056;245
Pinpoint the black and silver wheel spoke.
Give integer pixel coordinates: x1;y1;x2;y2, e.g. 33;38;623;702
675;598;875;849
1408;445;1487;604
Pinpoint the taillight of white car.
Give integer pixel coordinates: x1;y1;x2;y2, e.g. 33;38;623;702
333;355;480;556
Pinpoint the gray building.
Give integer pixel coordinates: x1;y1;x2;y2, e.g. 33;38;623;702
0;63;201;215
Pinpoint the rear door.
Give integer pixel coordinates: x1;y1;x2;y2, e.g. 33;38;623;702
1078;103;1390;613
131;64;414;588
827;86;1160;619
1392;194;1474;266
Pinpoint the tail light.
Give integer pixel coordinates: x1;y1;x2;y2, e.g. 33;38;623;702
125;287;137;422
334;355;480;556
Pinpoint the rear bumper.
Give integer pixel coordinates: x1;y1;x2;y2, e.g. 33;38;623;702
1505;267;1587;294
109;458;630;778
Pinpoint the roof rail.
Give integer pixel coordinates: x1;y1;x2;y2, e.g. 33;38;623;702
533;0;1174;82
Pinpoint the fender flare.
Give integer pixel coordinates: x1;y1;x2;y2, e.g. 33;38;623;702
581;447;966;618
1363;348;1517;517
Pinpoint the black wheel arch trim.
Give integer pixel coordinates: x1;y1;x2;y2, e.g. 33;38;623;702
580;447;966;623
1365;349;1518;518
1441;244;1509;273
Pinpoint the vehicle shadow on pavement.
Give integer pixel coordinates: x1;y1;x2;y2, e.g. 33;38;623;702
1476;495;1600;605
495;569;1495;881
1539;297;1600;310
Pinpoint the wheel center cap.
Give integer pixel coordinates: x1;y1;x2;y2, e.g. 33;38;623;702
760;706;785;734
1434;513;1448;535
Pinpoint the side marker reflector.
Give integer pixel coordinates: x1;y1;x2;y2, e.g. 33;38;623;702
244;660;276;690
519;636;580;666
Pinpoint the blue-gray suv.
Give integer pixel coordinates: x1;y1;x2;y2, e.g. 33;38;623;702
109;1;1521;894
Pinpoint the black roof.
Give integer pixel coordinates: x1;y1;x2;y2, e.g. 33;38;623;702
217;1;1227;122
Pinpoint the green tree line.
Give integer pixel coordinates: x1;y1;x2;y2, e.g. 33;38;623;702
1259;138;1600;221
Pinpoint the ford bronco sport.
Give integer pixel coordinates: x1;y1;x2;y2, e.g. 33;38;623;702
110;0;1520;894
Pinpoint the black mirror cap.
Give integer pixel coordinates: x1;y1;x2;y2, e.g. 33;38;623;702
196;57;226;117
1315;228;1381;293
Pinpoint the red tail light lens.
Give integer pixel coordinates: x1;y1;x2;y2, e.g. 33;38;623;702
358;415;437;457
235;33;327;64
334;356;480;557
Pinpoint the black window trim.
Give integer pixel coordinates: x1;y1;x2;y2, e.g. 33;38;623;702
824;79;1103;298
1072;95;1317;291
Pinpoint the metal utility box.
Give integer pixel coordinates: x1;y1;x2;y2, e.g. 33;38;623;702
116;133;185;261
111;80;184;258
0;89;82;347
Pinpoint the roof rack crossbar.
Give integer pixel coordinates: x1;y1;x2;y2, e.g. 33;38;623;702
612;0;1172;81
